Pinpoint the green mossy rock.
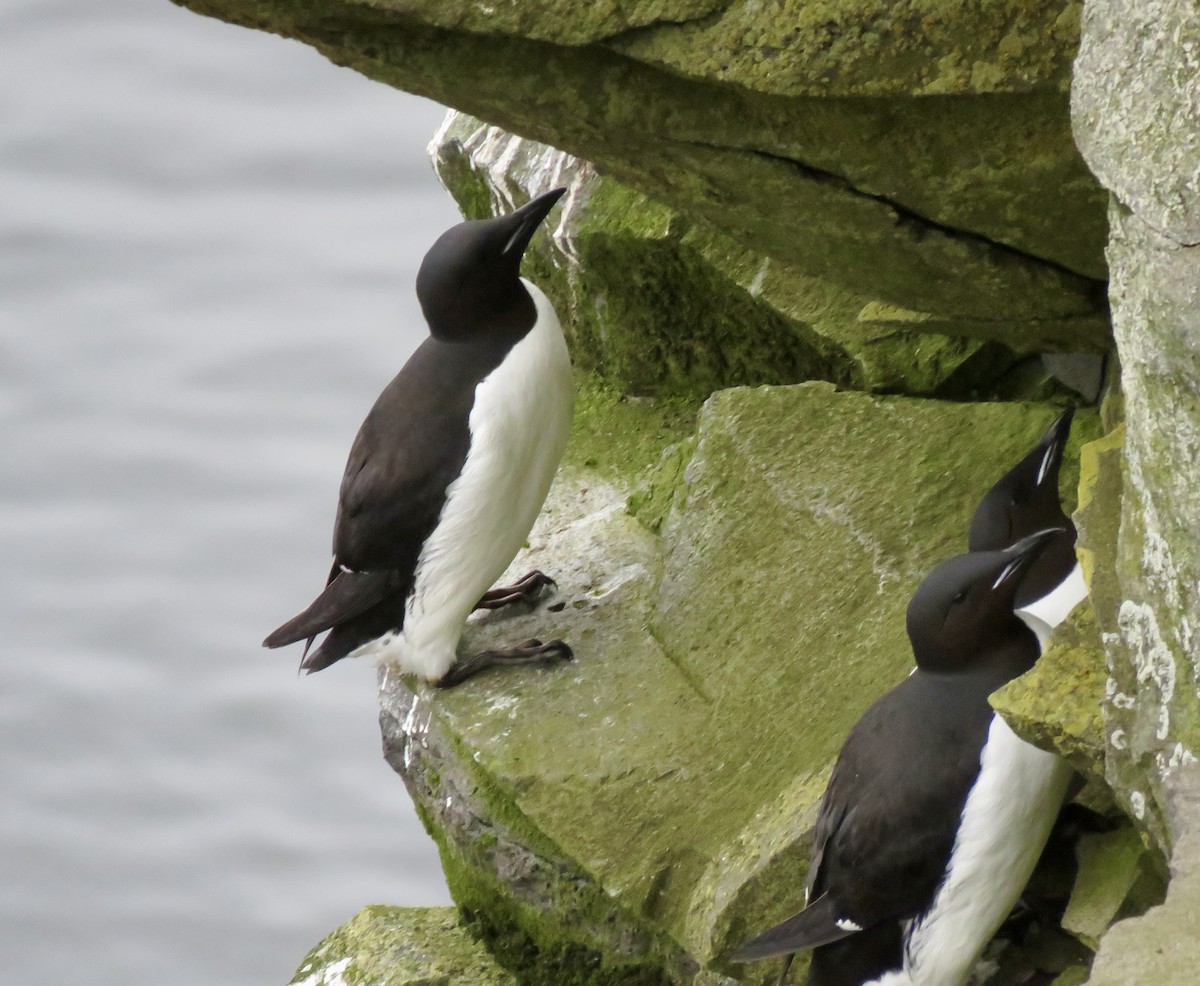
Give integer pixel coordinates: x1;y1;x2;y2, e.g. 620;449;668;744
381;383;1089;982
432;111;1093;401
174;0;1111;325
288;906;517;985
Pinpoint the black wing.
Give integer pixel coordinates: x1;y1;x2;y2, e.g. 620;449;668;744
263;338;497;660
810;672;996;929
332;339;478;575
734;671;995;965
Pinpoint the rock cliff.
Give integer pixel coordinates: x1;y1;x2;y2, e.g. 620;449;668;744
163;0;1199;982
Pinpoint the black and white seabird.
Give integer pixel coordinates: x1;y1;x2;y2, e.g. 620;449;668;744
731;530;1068;986
264;189;575;688
968;407;1085;646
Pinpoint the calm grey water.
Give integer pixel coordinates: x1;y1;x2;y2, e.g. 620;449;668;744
1;1;461;982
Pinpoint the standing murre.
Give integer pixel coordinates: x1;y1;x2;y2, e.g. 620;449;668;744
731;530;1065;986
968;407;1085;647
264;189;575;688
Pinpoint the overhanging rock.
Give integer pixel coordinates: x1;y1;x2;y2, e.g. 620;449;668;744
174;0;1111;336
431;111;1096;401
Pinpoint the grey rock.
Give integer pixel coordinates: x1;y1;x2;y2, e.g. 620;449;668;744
1072;0;1200;245
1071;0;1200;852
1084;764;1200;985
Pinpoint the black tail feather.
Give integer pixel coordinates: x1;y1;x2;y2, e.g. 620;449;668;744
264;569;402;649
731;894;858;964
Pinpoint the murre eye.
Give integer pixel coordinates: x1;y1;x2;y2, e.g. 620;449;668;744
951;589;968;605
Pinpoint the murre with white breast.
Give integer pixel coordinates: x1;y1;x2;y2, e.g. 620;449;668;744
731;530;1066;986
264;189;575;688
968;407;1085;646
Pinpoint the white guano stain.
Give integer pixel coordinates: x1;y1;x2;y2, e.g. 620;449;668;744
292;956;352;986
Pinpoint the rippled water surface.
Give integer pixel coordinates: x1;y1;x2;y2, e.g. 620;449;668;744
2;1;461;982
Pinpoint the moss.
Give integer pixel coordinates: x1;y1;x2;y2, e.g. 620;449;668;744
611;0;1083;97
567;374;698;481
289;905;518;985
628;438;695;534
431;826;669;986
1074;425;1124;591
1052;966;1091;986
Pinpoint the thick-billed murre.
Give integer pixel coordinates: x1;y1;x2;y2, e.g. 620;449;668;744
731;530;1065;986
264;189;575;688
969;407;1086;646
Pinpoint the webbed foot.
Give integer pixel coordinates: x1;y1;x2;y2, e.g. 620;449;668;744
436;638;573;688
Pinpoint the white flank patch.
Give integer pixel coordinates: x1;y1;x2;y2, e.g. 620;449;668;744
376;280;573;680
836;917;864;932
1015;561;1087;647
902;717;1073;986
865;972;914;986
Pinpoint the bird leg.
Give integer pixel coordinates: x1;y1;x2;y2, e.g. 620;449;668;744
473;570;557;611
436;638;573;689
775;954;795;986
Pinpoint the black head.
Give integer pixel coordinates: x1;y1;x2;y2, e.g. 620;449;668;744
968;408;1076;551
906;529;1062;674
415;188;566;341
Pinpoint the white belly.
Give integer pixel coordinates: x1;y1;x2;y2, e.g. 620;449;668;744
378;279;573;680
900;716;1074;986
1015;561;1087;648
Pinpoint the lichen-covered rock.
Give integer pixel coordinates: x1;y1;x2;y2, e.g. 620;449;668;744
174;0;1110;328
1071;0;1200;247
430;111;1090;401
288;906;517;985
1071;0;1200;854
381;383;1089;983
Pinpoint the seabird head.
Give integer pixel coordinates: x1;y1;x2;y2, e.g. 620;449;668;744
906;529;1062;674
968;408;1076;551
416;188;567;340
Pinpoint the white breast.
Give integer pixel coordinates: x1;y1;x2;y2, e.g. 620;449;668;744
1015;561;1087;648
901;716;1074;986
376;279;573;680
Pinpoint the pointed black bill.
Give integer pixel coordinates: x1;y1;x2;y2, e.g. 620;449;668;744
499;187;567;259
